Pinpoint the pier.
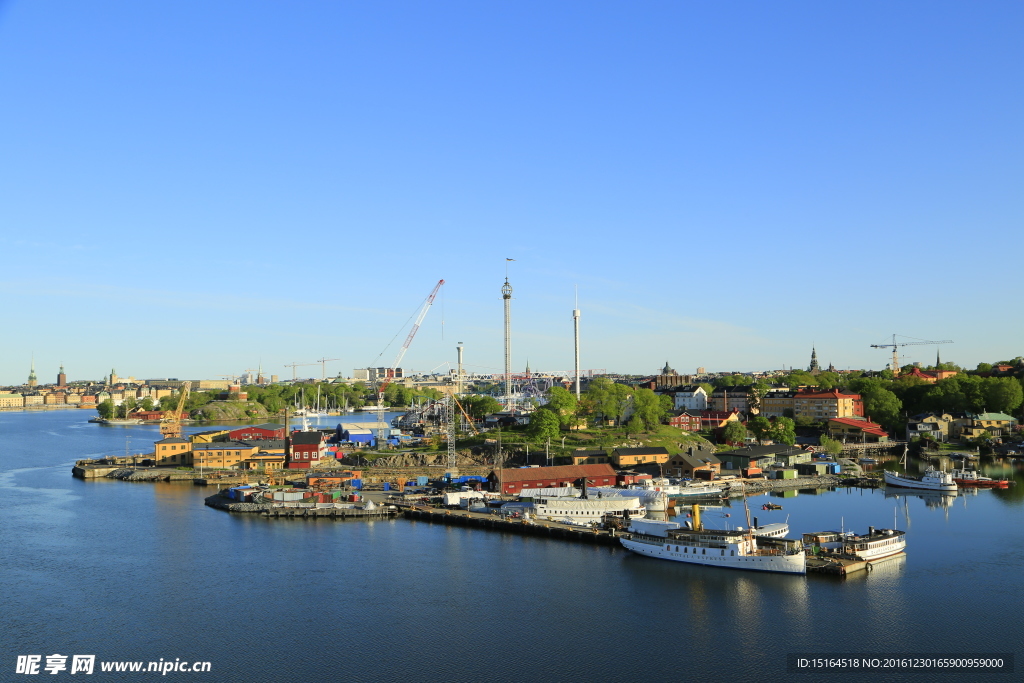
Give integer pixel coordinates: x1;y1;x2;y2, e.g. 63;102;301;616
806;552;905;576
204;493;399;519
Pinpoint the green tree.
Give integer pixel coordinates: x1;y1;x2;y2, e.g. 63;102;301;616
747;380;770;414
748;415;772;444
527;407;561;443
819;435;843;457
462;395;503;419
96;399;115;419
584;377;631;425
545;386;579;428
139;397;155;411
767;416;797;446
629;388;667;431
983;377;1024;414
722;420;747;445
860;386;902;432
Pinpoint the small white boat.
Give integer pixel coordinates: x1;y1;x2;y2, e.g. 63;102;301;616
884;445;957;492
803;526;906;561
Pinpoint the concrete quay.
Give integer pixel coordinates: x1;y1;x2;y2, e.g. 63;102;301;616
204;493;399;520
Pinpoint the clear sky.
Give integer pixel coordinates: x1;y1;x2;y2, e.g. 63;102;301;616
1;1;1021;386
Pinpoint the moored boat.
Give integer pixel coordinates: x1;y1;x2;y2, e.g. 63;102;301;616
950;467;1011;489
620;504;806;574
803;526;906;561
884;445;957;492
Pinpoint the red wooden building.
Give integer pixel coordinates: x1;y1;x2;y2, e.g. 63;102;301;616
228;423;286;441
287;430;329;469
488;464;617;495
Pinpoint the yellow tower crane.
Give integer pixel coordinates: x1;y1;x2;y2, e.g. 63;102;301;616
159;381;192;440
870;335;953;372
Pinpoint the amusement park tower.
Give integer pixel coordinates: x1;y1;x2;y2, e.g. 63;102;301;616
502;276;513;410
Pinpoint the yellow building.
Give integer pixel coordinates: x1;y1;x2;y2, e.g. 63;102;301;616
192;442;260;470
793;389;863;421
154;438;193;466
610;447;670;467
0;392;25;408
244;454;286;470
190;430;230;443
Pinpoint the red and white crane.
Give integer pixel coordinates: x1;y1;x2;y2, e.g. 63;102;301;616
375;279;445;442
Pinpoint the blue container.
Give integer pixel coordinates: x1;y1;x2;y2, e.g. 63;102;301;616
383;482;391;491
351;479;363;490
417;476;429;486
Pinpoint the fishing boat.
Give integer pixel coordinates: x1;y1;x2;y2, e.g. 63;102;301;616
803;526;906;561
883;445;957;492
950;467;1011;489
619;503;806;574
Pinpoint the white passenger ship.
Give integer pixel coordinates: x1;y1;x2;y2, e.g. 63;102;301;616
620;505;806;574
525;496;647;524
803;526;906;561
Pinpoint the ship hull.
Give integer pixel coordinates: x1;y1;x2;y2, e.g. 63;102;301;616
883;470;957;492
620;537;806;574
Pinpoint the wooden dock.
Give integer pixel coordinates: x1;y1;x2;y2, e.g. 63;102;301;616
806;551;905;575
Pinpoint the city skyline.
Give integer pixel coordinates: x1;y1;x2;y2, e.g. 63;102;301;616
2;2;1021;385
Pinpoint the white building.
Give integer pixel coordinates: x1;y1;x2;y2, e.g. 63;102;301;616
673;385;708;411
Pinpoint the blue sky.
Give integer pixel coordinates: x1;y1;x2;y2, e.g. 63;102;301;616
1;1;1021;385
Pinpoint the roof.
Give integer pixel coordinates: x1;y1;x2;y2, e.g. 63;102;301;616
572;449;607;457
829;417;884;430
975;413;1017;422
155;437;189;444
711;385;752;394
795;389;860;400
612;447;670;456
291;431;328;444
192;441;257;451
493;464;616;483
672;453;719;468
232;423;285;431
717;444;805;458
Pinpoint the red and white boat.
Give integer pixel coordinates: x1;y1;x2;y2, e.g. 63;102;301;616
951;467;1011;489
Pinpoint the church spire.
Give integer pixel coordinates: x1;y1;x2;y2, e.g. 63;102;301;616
27;356;38;387
808;347;821;374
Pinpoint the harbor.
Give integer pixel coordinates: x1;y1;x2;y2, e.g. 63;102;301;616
5;409;1023;683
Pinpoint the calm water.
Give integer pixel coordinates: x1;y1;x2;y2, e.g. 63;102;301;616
2;411;1021;683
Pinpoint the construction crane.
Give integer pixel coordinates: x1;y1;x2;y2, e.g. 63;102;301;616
159;381;191;441
284;361;317;381
375;279;445;444
317;357;341;380
871;334;953;372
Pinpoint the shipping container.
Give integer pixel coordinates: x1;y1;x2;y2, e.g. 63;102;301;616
417;476;429;486
382;482;391;491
